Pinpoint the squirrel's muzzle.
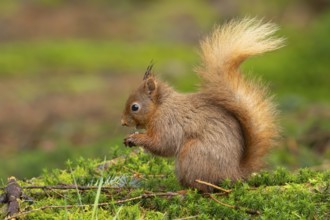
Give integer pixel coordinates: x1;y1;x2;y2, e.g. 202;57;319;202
121;119;128;127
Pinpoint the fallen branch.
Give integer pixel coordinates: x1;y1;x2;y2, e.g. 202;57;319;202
195;179;232;193
0;176;22;220
23;185;122;190
209;194;260;215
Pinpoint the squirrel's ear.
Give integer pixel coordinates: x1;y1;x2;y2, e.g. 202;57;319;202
143;62;157;97
145;77;157;96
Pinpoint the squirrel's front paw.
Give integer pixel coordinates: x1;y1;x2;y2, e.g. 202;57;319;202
123;135;137;147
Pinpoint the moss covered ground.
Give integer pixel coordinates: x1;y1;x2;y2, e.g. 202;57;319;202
1;148;329;219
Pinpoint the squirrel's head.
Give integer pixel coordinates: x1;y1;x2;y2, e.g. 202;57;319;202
121;64;158;129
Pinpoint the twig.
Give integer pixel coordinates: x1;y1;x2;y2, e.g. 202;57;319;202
116;192;179;204
122;166;148;180
23;185;122;190
4;191;180;219
195;179;232;193
41;187;52;200
174;215;200;220
209;194;260;215
46;188;66;199
209;194;235;208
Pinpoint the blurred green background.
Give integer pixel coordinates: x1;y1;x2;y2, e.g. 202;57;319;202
0;0;329;181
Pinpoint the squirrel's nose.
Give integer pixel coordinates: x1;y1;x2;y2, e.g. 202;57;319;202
121;119;128;127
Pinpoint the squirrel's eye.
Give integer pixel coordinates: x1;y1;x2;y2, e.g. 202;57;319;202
131;103;140;112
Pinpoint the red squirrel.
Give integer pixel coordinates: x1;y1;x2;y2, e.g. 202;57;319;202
121;18;284;192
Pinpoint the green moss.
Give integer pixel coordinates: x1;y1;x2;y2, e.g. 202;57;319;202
1;152;329;219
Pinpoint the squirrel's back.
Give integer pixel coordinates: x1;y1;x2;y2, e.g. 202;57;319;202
196;18;284;175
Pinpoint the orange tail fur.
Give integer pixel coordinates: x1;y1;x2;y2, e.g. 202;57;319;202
197;18;284;174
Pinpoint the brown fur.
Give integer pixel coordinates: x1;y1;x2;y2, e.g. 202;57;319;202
121;18;284;192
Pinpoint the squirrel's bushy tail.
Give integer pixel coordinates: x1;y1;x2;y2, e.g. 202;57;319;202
197;18;284;175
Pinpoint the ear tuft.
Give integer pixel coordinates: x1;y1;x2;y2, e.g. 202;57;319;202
143;62;154;80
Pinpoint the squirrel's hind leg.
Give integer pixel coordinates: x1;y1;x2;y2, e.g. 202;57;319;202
175;139;221;193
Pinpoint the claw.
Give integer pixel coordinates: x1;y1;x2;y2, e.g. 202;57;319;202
124;137;136;148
